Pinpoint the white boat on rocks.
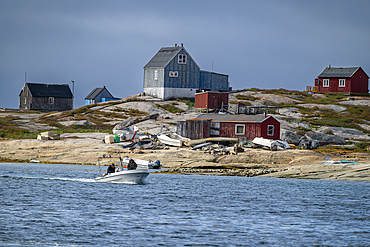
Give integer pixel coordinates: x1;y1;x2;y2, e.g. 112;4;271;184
157;132;190;147
251;137;290;151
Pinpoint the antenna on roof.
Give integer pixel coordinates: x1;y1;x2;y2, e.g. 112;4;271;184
25;71;27;83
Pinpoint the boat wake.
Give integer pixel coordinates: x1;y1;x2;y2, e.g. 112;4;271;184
1;174;151;185
0;175;96;183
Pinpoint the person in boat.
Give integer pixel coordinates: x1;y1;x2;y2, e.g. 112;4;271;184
107;163;115;174
127;159;137;170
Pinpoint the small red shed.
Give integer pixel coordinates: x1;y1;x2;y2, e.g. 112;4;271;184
314;66;369;93
195;91;229;111
177;114;280;141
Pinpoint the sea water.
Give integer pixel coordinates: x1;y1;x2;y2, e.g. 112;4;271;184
0;163;369;246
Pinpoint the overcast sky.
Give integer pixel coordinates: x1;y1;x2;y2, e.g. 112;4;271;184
1;0;369;109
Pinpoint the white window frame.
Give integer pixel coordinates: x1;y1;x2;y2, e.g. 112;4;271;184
48;97;54;104
154;70;158;81
235;124;245;135
323;79;329;87
339;79;345;87
178;54;187;64
24;97;27;104
267;125;274;136
169;71;178;77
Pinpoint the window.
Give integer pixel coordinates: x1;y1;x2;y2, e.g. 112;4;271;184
169;71;178;77
235;124;245;135
268;125;274;136
323;79;329;87
178;54;187;64
154;70;158;81
211;122;220;135
24;97;27;104
48;97;54;104
339;79;345;87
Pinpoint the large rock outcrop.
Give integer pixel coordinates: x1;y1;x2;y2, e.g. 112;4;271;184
113;113;159;130
281;130;346;145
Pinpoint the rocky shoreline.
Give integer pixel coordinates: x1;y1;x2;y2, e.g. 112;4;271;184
0;132;369;182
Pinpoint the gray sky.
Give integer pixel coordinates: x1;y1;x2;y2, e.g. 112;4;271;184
1;0;369;109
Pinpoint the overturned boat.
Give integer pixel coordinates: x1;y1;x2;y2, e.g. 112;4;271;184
251;137;290;151
157;132;190;147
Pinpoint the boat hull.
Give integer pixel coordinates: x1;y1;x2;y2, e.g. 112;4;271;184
95;170;149;184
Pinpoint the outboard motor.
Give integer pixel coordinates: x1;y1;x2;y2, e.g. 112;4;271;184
153;160;161;169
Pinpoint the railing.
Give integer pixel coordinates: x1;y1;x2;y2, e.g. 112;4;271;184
304;86;318;93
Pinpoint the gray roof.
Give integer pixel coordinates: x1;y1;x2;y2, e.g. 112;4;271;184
25;83;72;98
85;87;112;100
318;67;360;78
144;47;182;68
193;114;276;123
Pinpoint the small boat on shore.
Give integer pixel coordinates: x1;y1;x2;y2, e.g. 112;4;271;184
251;137;290;151
157;132;190;147
95;153;149;184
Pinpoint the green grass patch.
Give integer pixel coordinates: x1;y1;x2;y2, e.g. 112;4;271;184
155;104;184;113
235;94;257;101
355;142;370;150
0;116;35;139
176;98;195;107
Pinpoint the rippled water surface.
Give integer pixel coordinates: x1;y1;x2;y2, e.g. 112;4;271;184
0;163;369;246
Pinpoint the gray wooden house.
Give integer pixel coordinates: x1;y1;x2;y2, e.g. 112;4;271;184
143;44;229;100
19;82;73;112
85;86;118;105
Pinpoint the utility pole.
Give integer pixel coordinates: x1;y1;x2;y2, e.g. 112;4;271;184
71;80;74;115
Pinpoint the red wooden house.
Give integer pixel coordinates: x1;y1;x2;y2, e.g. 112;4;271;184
314;66;369;93
177;114;280;141
195;91;229;111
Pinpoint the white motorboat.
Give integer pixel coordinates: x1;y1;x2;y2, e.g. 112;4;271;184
95;169;149;184
95;153;149;184
122;157;162;169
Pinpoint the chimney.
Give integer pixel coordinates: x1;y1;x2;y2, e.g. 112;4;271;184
175;44;177;47
328;64;331;69
181;43;183;47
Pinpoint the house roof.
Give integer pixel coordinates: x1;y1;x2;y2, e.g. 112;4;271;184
192;114;278;123
144;45;200;69
25;83;72;98
318;67;361;78
85;87;113;100
144;46;182;68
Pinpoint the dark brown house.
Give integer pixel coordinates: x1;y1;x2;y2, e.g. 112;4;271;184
177;114;280;141
19;83;73;111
